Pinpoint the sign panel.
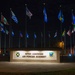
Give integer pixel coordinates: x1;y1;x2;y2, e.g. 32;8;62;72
13;51;57;60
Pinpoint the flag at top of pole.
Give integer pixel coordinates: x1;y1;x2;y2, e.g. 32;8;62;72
20;32;23;37
11;31;14;37
26;32;29;38
1;14;9;25
72;10;75;31
26;6;33;19
0;22;4;28
62;30;65;36
54;32;57;38
43;6;48;23
58;10;64;23
34;33;37;39
10;8;18;24
67;30;71;36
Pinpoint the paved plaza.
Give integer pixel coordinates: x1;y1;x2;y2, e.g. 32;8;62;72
0;62;75;73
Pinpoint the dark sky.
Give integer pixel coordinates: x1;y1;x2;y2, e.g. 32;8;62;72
0;0;75;48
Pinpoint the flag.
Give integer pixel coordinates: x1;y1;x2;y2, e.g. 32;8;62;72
12;31;14;36
20;32;23;37
5;29;9;35
48;34;50;38
26;32;29;38
67;30;71;36
26;7;33;19
54;32;57;37
72;13;75;25
11;10;18;23
34;33;37;39
1;14;9;25
58;10;64;23
43;7;48;23
0;22;4;28
72;13;75;31
62;30;65;36
1;28;5;33
72;28;75;33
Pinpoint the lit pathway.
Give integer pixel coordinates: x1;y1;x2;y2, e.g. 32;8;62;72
0;62;75;73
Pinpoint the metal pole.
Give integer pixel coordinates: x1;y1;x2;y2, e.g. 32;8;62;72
4;27;6;54
0;26;1;53
19;32;20;48
41;32;43;48
25;4;27;48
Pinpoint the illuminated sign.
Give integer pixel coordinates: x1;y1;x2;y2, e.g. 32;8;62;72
13;51;57;60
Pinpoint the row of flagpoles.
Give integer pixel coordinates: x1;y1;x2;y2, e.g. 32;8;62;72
0;4;75;55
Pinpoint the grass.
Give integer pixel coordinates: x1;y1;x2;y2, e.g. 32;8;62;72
0;68;75;75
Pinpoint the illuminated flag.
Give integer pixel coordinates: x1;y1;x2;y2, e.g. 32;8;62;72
72;13;75;31
43;7;48;23
12;31;14;36
1;14;9;25
11;10;18;23
20;32;23;37
72;28;75;33
0;22;4;28
1;28;5;33
26;32;29;38
34;33;37;39
26;7;33;19
67;30;71;36
58;10;64;23
5;29;9;35
54;32;57;37
48;34;50;38
62;30;65;36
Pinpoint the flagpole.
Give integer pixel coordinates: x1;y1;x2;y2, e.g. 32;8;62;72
34;33;36;48
43;3;46;48
34;36;35;48
69;27;72;54
9;8;12;49
0;24;1;53
11;29;13;48
41;32;43;48
19;31;20;48
25;4;27;48
4;27;6;54
64;29;66;55
72;9;75;55
60;5;63;42
48;33;50;47
72;25;75;55
0;13;2;53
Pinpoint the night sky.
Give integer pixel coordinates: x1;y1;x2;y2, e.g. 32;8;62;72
0;0;75;49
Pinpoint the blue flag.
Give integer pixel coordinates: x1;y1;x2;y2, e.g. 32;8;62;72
11;10;18;23
12;31;14;36
26;32;29;38
0;22;4;28
43;7;48;23
1;28;5;33
20;32;23;37
72;13;75;25
58;10;64;23
34;33;37;39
